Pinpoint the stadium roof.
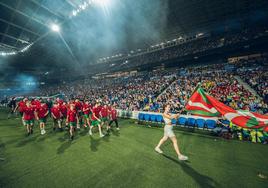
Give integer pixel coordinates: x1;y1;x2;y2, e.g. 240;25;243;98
0;0;76;52
0;0;267;80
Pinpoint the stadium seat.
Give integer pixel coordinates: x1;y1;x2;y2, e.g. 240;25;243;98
187;118;196;127
138;113;144;121
144;114;150;121
206;120;216;129
171;118;177;125
221;120;230;125
126;111;132;118
156;115;163;123
196;119;205;128
178;117;187;125
150;114;157;122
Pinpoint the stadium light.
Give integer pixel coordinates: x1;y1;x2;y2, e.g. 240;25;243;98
70;0;112;18
72;10;77;16
51;24;60;32
20;44;33;53
0;51;17;56
0;52;6;56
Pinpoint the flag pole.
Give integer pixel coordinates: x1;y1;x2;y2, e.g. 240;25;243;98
176;83;201;114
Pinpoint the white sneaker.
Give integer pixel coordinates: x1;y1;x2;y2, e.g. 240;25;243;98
178;154;188;161
100;134;105;138
116;127;120;131
43;129;46;134
40;130;43;135
89;130;92;135
155;147;163;154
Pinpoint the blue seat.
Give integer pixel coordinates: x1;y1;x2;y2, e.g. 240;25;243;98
221;120;230;125
156;115;163;123
138;113;144;121
178;117;187;125
196;119;205;128
144;114;150;121
188;118;196;127
206;120;216;129
150;114;157;122
171;118;177;125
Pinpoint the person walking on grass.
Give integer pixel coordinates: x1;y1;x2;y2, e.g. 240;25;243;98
14;98;27;126
51;103;63;131
155;104;188;161
108;105;119;131
89;103;104;138
100;103;110;132
23;100;36;136
7;97;16;119
82;100;91;128
36;101;49;135
66;104;79;140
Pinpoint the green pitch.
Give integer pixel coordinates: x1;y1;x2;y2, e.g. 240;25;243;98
0;108;267;188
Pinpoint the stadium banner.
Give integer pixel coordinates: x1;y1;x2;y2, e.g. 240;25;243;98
116;109;218;121
186;86;268;130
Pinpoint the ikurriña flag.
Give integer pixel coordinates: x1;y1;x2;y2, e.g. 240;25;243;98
186;86;268;130
185;87;220;117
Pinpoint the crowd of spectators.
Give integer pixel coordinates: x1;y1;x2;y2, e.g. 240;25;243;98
155;63;267;114
213;120;268;144
106;27;268;68
237;60;268;105
26;58;267;116
36;70;177;111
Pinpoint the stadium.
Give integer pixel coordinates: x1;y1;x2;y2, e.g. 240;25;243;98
0;0;268;187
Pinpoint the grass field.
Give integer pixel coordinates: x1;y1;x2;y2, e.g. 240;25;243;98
0;108;267;188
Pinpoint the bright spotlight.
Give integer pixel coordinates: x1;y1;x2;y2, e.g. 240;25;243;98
72;10;77;16
51;24;60;32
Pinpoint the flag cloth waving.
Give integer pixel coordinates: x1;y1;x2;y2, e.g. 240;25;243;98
185;87;220;117
186;86;268;130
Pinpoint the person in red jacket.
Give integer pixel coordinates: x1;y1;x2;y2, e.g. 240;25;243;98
23;100;37;136
60;102;68;129
109;105;119;130
66;104;79;140
89;102;104;137
56;97;64;106
100;103;109;132
82;100;91;128
14;98;27;126
31;98;41;110
36;101;49;135
75;99;83;129
51;103;63;131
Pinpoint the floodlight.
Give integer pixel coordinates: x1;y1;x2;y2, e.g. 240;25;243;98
51;24;60;32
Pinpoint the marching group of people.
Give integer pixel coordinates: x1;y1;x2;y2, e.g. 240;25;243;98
12;97;119;140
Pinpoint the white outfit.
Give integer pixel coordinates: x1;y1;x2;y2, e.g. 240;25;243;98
163;114;175;138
